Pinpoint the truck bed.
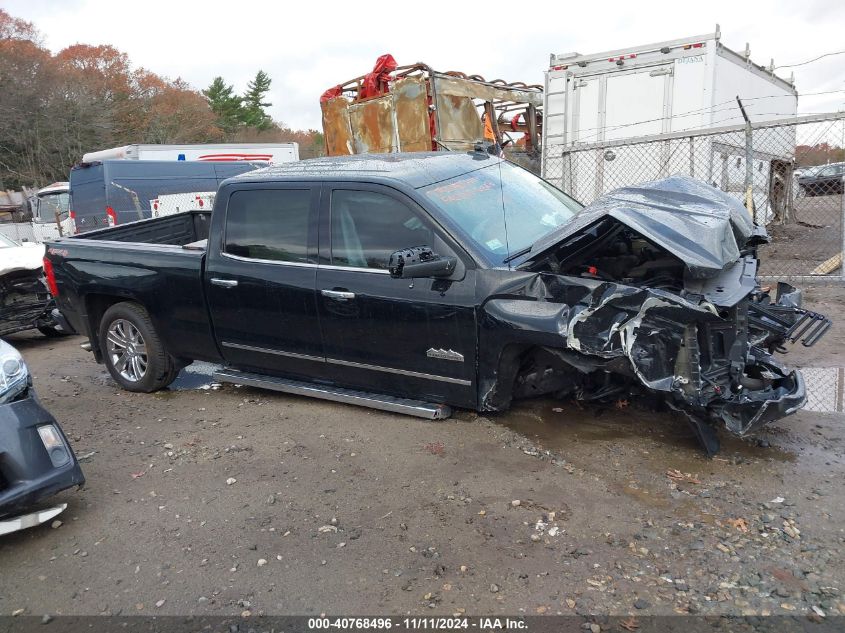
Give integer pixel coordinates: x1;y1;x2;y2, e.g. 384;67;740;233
46;209;219;365
72;210;211;247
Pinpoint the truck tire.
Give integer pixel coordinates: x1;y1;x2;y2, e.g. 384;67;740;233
99;302;178;392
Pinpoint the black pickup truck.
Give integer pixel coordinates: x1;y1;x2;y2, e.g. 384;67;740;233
44;152;827;453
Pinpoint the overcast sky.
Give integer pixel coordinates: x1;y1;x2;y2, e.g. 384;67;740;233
6;0;845;130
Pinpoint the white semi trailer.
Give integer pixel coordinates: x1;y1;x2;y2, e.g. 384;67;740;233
81;143;299;164
542;28;798;216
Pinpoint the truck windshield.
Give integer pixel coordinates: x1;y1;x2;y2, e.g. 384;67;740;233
37;192;70;222
420;160;582;266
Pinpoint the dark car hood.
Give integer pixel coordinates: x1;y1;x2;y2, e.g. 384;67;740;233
521;176;762;278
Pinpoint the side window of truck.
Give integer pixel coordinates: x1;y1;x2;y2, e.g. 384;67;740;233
224;189;312;263
330;190;433;270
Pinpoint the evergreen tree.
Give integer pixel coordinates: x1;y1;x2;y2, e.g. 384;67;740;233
241;70;273;131
202;76;243;135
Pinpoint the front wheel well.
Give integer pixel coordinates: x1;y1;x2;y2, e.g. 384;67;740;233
481;344;625;411
481;344;555;411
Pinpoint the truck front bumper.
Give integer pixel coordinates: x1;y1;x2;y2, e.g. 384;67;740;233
715;359;807;437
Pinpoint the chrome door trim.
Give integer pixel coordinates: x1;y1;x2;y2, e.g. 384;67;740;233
222;341;325;363
319;264;390;275
220;342;472;386
221;252;318;268
326;357;471;386
220;252;390;275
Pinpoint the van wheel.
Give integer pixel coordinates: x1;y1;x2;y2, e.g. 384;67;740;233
99;302;178;392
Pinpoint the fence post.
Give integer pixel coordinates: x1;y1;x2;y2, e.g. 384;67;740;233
841;175;845;283
736;97;755;222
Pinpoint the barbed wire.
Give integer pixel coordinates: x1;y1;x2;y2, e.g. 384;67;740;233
561;89;845;144
555;113;845;157
775;50;845;69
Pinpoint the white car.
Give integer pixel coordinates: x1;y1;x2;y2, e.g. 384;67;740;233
0;234;65;337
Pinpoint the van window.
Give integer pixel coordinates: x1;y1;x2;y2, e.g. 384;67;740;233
70;165;108;231
330;190;433;270
224;189;312;263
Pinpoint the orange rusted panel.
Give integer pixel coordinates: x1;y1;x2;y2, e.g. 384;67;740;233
321;60;543;159
392;76;431;152
321;98;354;156
433;75;543;107
434;93;484;150
348;96;396;154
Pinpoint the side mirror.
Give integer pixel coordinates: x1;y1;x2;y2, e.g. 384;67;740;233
388;246;457;279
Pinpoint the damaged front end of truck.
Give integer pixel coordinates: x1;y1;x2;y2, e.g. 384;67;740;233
479;176;828;454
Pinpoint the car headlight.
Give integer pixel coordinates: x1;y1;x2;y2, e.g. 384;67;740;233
0;339;29;404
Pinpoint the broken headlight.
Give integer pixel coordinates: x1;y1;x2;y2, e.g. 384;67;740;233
0;338;29;404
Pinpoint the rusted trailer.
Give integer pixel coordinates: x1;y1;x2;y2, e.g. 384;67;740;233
320;58;543;168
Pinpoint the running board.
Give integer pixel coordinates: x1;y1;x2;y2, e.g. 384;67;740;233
213;368;451;420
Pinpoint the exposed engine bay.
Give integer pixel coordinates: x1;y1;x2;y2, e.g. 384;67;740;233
534;217;688;292
0;269;53;337
0;239;58;337
479;176;829;454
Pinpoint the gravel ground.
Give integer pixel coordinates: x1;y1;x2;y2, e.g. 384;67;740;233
756;193;842;278
0;287;843;619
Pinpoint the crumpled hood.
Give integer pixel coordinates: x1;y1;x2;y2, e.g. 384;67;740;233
523;175;760;279
0;243;45;276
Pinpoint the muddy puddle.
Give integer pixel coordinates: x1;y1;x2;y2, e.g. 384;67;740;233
496;399;789;457
167;361;223;391
491;366;845;470
490;398;746;462
489;372;845;519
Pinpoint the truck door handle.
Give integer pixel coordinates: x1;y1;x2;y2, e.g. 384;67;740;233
321;289;356;301
210;278;238;288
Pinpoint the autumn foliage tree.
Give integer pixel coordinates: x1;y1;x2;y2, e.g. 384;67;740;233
0;9;325;189
796;143;845;167
0;10;221;188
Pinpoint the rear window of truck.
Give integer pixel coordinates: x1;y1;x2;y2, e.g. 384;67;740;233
223;189;312;263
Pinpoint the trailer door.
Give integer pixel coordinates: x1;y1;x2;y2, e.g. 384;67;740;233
571;76;601;144
599;65;672;195
565;76;602;200
604;67;670;141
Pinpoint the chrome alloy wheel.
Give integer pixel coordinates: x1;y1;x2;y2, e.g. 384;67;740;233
106;319;148;382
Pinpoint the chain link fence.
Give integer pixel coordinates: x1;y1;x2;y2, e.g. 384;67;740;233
801;366;844;413
542;113;845;281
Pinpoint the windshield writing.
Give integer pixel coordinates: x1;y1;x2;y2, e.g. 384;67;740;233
422;161;582;266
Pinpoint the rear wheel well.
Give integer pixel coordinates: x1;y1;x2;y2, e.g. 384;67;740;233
85;294;136;361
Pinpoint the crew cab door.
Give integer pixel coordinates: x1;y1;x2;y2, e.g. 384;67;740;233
205;184;325;378
315;184;477;408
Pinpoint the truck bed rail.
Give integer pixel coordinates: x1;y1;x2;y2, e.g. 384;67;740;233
70;210;211;246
